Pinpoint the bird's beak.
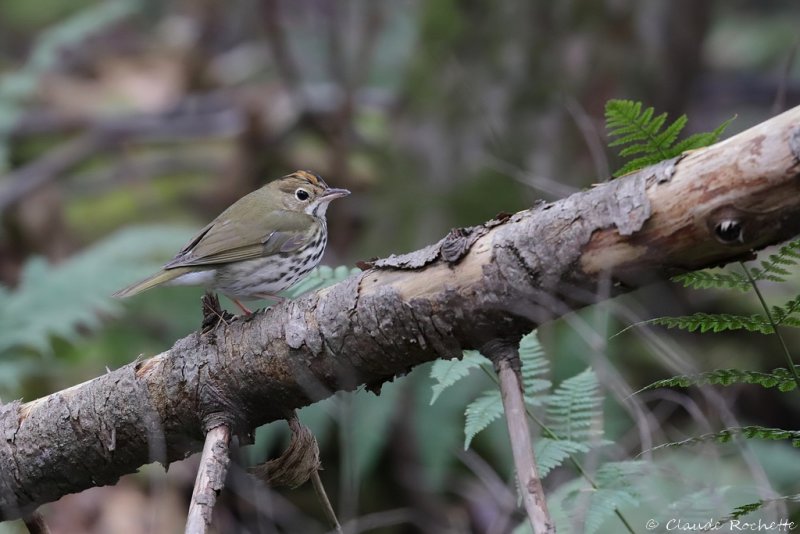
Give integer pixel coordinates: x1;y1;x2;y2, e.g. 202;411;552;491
322;188;351;200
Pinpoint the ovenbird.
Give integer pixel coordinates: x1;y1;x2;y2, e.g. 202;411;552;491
113;170;350;314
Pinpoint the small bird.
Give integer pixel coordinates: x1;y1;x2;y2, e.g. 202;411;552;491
114;170;350;314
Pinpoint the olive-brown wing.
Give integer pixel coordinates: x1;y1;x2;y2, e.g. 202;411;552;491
163;209;315;268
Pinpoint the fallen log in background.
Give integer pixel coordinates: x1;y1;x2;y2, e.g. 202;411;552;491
2;105;799;521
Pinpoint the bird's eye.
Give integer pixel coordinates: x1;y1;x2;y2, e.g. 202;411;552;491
295;189;310;201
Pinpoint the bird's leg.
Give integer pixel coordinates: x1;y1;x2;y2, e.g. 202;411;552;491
231;298;254;315
228;294;284;317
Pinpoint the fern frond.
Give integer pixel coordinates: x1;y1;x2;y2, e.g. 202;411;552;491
771;295;800;327
726;501;766;522
750;239;800;282
634;367;800;394
464;389;504;449
671;116;735;153
547;368;604;443
581;489;640;534
519;331;551;398
720;494;800;523
534;437;590;478
563;461;648;534
0;226;191;355
645;426;800;454
648;313;773;334
605;99;733;177
430;351;491;405
671;270;750;291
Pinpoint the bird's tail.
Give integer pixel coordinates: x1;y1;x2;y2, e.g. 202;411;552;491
112;268;191;298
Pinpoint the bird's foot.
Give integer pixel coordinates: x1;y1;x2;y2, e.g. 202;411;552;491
225;294;286;320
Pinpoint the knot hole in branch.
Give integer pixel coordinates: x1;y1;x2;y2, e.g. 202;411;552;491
714;219;744;244
708;206;749;245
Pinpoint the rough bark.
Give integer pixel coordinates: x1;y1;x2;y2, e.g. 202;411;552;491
2;106;800;521
185;424;231;534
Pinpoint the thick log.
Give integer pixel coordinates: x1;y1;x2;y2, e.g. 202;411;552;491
1;105;799;521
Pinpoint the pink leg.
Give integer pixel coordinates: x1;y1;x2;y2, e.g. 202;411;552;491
231;298;253;315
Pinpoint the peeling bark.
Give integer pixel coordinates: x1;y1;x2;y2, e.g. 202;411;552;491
2;106;800;521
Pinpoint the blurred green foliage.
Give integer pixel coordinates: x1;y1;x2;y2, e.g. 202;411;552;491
0;0;139;170
0;226;190;397
1;0;800;531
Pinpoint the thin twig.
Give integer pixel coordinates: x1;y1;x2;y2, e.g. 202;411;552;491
484;341;554;534
311;470;342;534
479;362;636;534
185;424;231;534
23;511;51;534
481;349;637;533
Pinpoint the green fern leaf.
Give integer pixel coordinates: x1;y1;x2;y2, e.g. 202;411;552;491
726;501;766;521
519;331;551;398
583;490;639;534
563;462;647;534
671;117;735;153
430;351;491;405
648;313;773;334
671;270;750;291
720;494;800;523
646;426;800;454
547;368;604;443
771;295;800;326
534;437;590;477
616;114;679;158
605;99;733;177
0;226;191;355
652;114;688;152
464;389;504;449
634;367;800;394
750;239;800;282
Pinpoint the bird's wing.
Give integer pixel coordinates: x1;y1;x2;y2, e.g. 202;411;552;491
164;209;315;268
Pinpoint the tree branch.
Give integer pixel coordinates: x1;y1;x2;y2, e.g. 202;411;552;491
185;424;231;534
486;341;554;533
2;106;800;521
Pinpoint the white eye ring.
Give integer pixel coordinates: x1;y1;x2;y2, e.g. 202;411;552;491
295;188;310;201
